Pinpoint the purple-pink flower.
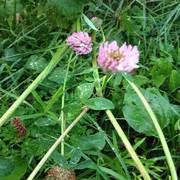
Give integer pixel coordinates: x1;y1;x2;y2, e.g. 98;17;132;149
98;41;139;73
66;32;92;55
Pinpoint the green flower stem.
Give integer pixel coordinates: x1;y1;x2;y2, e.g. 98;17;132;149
27;107;89;180
124;77;177;180
91;31;150;179
91;30;102;97
60;53;74;156
0;45;68;127
105;110;151;180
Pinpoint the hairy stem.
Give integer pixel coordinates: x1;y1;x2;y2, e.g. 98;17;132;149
91;30;102;97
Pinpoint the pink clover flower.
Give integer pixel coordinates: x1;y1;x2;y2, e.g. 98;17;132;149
98;41;139;73
66;32;92;55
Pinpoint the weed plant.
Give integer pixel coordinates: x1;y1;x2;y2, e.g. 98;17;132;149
0;0;179;179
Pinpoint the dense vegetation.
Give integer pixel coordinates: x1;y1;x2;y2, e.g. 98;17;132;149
0;0;179;179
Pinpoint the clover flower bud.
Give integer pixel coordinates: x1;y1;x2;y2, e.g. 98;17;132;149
91;17;103;28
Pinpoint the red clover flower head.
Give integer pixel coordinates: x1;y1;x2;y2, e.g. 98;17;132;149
98;41;139;73
11;117;27;139
66;32;92;55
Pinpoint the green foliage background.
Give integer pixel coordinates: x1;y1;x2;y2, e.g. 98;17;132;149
0;0;179;179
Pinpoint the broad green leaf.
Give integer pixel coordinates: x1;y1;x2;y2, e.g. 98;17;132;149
69;149;93;169
0;158;14;176
123;75;149;90
81;67;93;74
77;83;94;100
72;160;93;170
26;55;48;72
85;97;114;110
73;132;106;151
48;67;74;85
39;137;54;150
51;151;68;165
70;148;82;165
34;116;57;127
130;75;150;87
123;88;172;136
63;102;82;121
40;79;59;90
0;157;27;180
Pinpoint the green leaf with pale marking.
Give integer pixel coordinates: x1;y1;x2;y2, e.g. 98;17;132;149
77;83;94;100
48;67;74;85
34;117;57;127
123;88;172;136
85;97;114;110
26;55;48;72
73;132;106;151
70;148;82;165
51;151;68;165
